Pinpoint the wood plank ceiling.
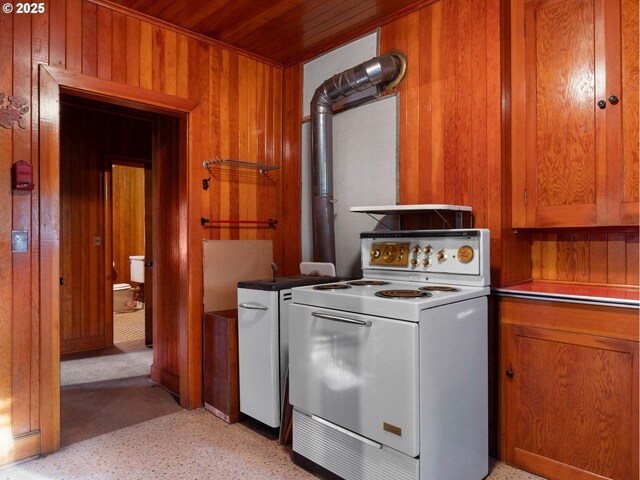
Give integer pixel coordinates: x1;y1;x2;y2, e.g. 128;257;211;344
105;0;430;65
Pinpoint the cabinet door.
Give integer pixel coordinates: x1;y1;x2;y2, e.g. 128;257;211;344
511;0;639;227
619;0;639;225
501;324;639;479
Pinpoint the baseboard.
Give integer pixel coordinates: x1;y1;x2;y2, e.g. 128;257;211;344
0;431;40;467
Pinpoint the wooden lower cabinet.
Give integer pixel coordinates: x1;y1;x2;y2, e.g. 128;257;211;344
499;298;639;480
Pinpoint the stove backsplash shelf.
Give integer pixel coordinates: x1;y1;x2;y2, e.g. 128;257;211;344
350;204;473;230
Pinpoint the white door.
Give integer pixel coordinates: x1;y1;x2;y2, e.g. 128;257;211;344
238;288;280;427
289;303;420;457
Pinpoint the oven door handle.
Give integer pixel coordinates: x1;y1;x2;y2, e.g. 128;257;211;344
239;303;268;311
311;311;371;327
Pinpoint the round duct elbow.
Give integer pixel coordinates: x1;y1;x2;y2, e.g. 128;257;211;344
310;50;407;265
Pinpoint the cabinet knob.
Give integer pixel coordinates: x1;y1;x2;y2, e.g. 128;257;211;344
597;100;606;109
145;261;153;268
506;369;514;378
608;95;619;105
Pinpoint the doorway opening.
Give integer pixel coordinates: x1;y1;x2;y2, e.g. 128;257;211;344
111;163;148;347
57;95;181;447
39;65;199;454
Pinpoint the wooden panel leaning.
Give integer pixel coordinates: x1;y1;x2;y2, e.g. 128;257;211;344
203;309;240;424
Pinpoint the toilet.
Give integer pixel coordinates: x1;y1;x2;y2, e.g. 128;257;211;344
112;255;145;313
113;283;133;313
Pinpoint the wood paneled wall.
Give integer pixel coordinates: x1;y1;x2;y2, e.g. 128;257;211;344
1;0;282;463
112;165;145;285
532;230;639;286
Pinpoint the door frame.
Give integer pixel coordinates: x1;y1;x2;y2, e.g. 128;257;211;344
39;65;199;454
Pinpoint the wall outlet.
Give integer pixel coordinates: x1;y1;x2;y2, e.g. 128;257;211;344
11;230;28;252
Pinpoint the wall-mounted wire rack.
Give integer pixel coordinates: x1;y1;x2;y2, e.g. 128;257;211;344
203;158;280;175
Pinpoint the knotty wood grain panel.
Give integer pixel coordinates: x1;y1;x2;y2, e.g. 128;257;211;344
513;327;636;479
534;0;596;209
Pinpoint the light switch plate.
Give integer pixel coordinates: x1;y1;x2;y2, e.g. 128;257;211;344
11;230;28;252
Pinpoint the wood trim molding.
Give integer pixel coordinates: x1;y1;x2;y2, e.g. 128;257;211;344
499;296;639;341
38;64;198;454
42;66;199;115
39;65;62;455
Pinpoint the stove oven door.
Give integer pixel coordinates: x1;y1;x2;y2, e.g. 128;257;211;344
289;303;419;457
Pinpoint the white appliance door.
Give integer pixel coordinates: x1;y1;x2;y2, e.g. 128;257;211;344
238;288;280;427
289;303;419;457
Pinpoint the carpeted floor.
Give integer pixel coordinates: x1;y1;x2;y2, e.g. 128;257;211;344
59;339;181;446
1;409;546;480
60;340;152;386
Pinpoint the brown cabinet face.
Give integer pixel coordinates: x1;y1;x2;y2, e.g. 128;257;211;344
511;0;639;228
500;320;639;479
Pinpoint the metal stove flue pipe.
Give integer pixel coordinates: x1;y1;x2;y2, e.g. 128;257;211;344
310;50;407;264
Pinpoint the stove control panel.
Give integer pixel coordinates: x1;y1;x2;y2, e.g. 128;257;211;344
362;230;488;280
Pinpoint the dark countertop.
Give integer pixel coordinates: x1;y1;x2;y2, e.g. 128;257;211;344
237;275;338;291
492;281;640;308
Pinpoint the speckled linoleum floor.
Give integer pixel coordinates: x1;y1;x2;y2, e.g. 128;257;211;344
2;409;545;480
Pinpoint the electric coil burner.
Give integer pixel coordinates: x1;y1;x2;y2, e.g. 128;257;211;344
374;289;431;299
312;284;352;290
289;229;491;480
418;285;461;292
346;280;390;286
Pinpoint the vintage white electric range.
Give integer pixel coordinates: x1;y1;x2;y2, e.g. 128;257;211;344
289;229;490;480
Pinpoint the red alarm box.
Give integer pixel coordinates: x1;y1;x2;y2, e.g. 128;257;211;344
12;160;34;191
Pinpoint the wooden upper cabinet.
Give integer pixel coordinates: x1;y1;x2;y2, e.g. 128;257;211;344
511;0;639;228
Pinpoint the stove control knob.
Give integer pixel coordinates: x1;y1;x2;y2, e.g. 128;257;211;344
411;246;420;255
436;249;448;262
410;258;418;267
371;249;381;259
422;258;430;267
423;245;433;255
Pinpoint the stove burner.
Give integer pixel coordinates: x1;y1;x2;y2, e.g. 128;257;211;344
313;284;352;290
374;289;432;299
346;280;391;286
418;285;461;292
